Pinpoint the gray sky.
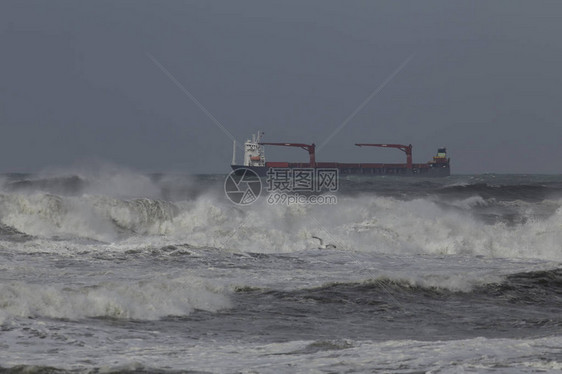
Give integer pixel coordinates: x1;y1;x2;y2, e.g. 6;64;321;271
1;1;562;174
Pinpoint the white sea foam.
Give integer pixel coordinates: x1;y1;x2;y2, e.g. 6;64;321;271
1;332;559;373
198;336;562;373
0;276;230;322
445;195;489;209
0;193;178;242
361;271;504;293
1;184;562;261
39;161;163;198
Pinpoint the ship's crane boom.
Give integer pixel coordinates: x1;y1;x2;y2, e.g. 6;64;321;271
259;142;316;166
355;143;413;169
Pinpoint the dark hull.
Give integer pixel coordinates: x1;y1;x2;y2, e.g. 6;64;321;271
231;163;450;177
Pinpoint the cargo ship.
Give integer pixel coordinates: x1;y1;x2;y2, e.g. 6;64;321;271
231;132;450;177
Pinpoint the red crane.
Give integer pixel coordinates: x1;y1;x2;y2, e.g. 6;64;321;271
355;143;413;169
259;142;316;167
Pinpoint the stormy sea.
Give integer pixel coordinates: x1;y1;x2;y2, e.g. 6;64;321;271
1;168;561;373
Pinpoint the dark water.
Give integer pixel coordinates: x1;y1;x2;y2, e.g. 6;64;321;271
1;172;561;373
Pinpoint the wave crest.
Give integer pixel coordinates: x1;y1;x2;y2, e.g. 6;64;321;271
0;276;230;323
1;185;562;261
0;193;179;241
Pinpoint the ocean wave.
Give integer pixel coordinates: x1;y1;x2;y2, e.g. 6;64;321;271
240;268;562;308
3;336;560;374
0;165;221;202
438;182;558;202
0;276;230;323
2;173;562;261
0;193;179;242
3;175;87;196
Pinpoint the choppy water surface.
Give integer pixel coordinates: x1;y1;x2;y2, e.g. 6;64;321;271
1;170;561;373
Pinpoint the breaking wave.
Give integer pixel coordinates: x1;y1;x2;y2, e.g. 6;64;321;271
230;267;562;335
0;193;178;242
316;268;562;297
438;183;554;201
0;276;230;323
235;268;562;299
2;191;562;261
1;170;562;261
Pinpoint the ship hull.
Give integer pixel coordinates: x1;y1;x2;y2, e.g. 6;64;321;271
231;163;450;177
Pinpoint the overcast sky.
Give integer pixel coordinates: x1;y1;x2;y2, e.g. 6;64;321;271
1;1;562;174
